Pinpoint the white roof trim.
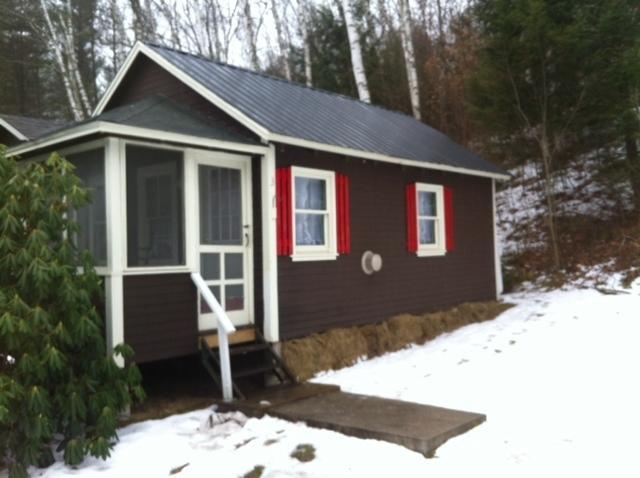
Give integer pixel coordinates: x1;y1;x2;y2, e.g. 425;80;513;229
92;42;508;181
266;132;510;181
0;117;28;141
6;121;270;158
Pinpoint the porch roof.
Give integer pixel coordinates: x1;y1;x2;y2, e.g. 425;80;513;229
7;96;263;157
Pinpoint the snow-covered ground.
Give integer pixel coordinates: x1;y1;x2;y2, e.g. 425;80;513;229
23;278;640;478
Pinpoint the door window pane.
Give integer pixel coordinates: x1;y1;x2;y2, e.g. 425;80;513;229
201;253;220;280
200;285;221;314
225;285;244;311
418;191;437;216
225;253;243;279
295;177;326;210
126;145;184;267
296;213;325;245
67;148;107;266
199;165;242;245
419;219;436;245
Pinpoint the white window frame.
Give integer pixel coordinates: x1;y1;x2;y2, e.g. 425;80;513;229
291;166;337;262
415;183;446;257
121;139;190;274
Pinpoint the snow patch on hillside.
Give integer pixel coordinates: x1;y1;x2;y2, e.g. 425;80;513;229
496;154;632;254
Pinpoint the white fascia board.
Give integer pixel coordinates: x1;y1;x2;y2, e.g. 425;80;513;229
92;42;145;117
0;118;28;141
6;122;270;158
266;133;511;181
92;42;508;182
93;43;271;141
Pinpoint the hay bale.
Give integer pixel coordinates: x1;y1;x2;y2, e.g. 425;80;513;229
387;314;425;350
280;300;514;380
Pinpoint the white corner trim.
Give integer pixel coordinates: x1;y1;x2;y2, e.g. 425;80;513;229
0;117;28;141
6;121;270;158
492;179;504;298
262;144;279;342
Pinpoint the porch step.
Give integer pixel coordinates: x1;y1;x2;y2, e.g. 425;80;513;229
230;342;270;356
199;329;297;400
200;326;256;348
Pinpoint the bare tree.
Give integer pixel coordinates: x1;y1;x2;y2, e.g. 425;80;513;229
39;0;91;120
294;0;313;87
398;0;421;120
270;0;291;79
129;0;156;42
241;0;260;70
342;0;370;102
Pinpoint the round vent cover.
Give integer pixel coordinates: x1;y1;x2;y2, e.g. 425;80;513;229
362;251;383;275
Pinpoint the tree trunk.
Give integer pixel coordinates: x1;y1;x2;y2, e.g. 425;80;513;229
298;0;313;87
242;0;260;70
540;135;561;270
270;0;291;80
39;0;84;120
342;0;370;103
625;134;640;213
398;0;421;120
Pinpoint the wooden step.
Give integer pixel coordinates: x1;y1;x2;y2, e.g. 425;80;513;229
200;327;256;349
230;342;270;356
233;363;276;379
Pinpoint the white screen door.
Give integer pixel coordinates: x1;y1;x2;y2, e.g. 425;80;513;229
196;153;252;330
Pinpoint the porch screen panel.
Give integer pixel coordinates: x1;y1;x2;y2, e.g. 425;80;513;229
126;145;185;267
199;165;242;245
67;148;107;266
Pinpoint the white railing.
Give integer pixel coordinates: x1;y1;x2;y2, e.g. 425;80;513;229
191;272;236;402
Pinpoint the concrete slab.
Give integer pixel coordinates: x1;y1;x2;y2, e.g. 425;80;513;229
217;384;485;456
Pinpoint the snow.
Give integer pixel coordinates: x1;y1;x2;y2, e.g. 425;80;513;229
496;155;632;254
15;279;640;478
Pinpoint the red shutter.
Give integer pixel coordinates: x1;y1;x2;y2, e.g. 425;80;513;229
336;173;351;254
276;167;293;255
444;186;455;252
406;183;418;252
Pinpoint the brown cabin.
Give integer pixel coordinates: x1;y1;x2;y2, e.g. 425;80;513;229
7;42;508;367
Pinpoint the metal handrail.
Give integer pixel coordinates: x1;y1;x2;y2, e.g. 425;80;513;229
191;272;236;401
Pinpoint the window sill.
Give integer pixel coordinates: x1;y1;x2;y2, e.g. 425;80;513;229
123;266;191;275
416;249;446;257
290;253;339;262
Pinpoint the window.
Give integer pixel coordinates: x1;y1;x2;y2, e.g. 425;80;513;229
292;167;337;261
126;145;185;267
67;148;107;266
416;183;445;256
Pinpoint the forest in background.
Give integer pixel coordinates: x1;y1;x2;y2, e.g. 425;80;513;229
1;0;640;279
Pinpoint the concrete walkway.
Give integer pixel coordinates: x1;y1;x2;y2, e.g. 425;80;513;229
217;383;485;456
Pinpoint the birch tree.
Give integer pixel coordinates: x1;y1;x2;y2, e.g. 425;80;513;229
270;0;291;79
295;0;313;86
398;0;421;120
341;0;370;102
39;0;90;120
241;0;260;70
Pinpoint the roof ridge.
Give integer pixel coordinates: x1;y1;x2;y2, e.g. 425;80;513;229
143;42;421;123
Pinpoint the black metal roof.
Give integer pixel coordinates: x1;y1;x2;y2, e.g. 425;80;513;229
97;95;257;144
146;43;505;177
16;96;258;146
0;114;67;140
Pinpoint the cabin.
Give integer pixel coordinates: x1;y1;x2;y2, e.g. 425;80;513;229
0;113;65;147
7;42;508;377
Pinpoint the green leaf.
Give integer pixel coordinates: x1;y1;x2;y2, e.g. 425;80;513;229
63;438;85;466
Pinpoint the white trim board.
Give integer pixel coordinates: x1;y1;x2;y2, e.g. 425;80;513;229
92;42;510;182
6;121;270;158
0;117;28;141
